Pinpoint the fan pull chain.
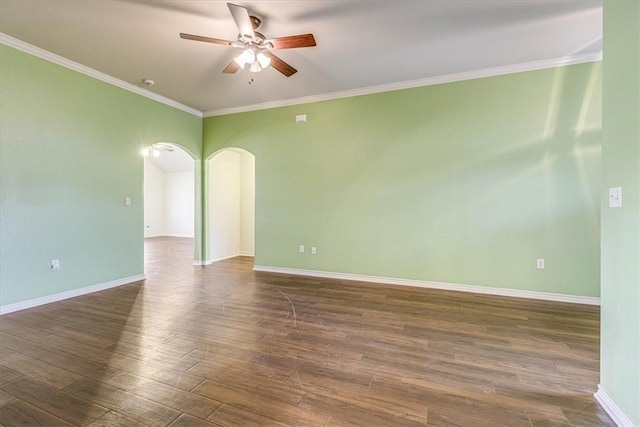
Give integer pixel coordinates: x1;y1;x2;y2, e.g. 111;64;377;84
248;72;255;85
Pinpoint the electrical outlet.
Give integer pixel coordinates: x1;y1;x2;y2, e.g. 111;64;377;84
537;259;545;269
51;259;60;270
298;245;305;254
311;246;317;255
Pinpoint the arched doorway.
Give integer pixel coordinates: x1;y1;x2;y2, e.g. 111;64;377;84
142;143;198;268
206;148;255;263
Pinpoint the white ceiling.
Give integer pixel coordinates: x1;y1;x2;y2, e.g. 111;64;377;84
146;145;195;173
0;1;602;116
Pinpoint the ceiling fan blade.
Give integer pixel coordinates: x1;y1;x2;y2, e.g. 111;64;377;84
268;34;316;49
263;51;297;77
180;33;232;46
222;60;241;74
227;3;255;39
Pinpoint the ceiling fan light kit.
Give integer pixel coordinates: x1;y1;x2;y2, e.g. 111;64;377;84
141;142;175;157
141;147;159;157
180;3;316;77
249;56;267;73
233;49;271;72
233;48;254;67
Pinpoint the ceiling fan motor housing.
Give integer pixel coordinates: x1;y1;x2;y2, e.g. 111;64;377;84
249;15;261;30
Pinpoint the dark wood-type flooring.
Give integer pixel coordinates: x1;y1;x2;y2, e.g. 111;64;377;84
0;237;614;426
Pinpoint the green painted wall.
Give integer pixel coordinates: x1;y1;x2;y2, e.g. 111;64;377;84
204;62;602;297
0;45;202;307
601;0;640;423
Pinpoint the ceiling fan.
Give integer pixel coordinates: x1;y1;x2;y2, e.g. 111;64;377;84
141;142;175;157
180;3;316;77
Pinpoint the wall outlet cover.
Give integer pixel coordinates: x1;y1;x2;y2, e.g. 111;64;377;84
609;187;622;208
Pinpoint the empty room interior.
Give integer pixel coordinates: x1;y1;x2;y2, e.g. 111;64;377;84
0;1;638;426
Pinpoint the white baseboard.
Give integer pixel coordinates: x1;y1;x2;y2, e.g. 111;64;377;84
252;266;600;305
595;386;637;427
0;274;146;315
144;235;195;239
204;254;241;264
193;253;253;265
238;252;255;257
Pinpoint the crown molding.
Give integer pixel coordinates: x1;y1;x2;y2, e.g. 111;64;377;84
1;32;601;120
205;51;602;117
0;33;203;118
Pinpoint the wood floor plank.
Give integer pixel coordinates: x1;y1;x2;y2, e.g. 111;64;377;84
187;359;305;404
105;341;198;371
168;413;220;427
0;316;117;350
0;352;83;389
1;377;109;425
0;399;75;426
0;390;14;406
395;375;568;423
103;372;220;419
426;407;527;427
195;380;329;426
0;346;15;359
170;334;259;362
28;347;121;382
299;392;428;427
64;379;181;427
84;410;148;427
107;357;205;392
0;365;23;387
206;404;288;427
0;331;46;356
1;324;115;366
0;237;614;427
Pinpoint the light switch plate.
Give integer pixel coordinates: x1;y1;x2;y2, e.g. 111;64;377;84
125;197;131;206
609;187;622;208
